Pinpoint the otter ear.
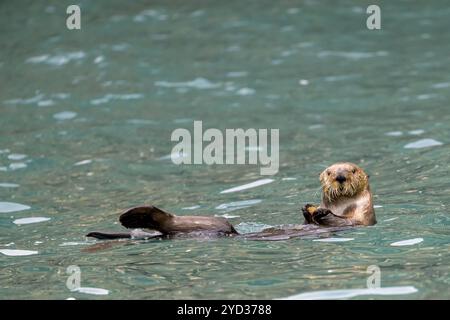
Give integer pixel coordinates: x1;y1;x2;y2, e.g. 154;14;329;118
367;174;370;179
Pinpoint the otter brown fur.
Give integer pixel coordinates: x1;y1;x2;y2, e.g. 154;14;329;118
119;205;238;235
302;162;376;227
86;162;375;240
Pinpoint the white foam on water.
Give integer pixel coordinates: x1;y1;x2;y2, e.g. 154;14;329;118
182;205;201;210
26;51;86;66
155;78;220;89
417;94;436;100
374;205;383;208
385;131;403;136
282;177;297;181
431;82;450;89
94;56;105;64
216;199;262;210
309;124;324;130
53;111;77;120
59;242;89;246
384;217;398;222
215;214;241;219
0;149;10;154
299;79;309;86
408;129;425;135
226;71;248;78
7;154;27;161
313;238;354;242
4;94;45;105
0;202;31;213
25;55;49;63
72;287;109;295
126;119;156;125
190;10;205;18
90;93;143;105
90;96;110;105
236;88;255;96
404;139;443;149
52;93;70;100
391;238;423;246
9;162;27;170
37;100;54;107
133;9;167;22
13;217;51;225
324;74;360;82
0;167;8;172
0;249;38;256
74;159;92;166
220;179;274;194
111;43;130;51
318;51;388;60
278;286;418;300
0;183;19;188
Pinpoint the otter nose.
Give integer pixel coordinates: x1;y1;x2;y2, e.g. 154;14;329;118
336;175;346;184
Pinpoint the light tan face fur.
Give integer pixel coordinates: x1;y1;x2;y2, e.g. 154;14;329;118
320;163;369;201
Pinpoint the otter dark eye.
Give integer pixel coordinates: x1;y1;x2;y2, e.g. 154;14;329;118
352;169;356;174
327;171;331;176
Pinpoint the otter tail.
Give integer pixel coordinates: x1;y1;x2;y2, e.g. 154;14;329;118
86;231;131;239
119;205;174;232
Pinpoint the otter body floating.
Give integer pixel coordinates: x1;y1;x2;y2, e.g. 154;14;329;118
87;162;375;241
86;205;352;241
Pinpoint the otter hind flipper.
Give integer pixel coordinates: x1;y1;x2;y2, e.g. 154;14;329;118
119;205;174;231
86;229;164;240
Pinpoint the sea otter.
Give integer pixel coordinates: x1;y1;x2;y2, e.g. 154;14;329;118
86;162;375;240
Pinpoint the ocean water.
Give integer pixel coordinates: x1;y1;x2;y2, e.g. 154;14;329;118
0;0;449;299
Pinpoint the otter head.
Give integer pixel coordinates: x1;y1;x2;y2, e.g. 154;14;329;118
320;162;369;201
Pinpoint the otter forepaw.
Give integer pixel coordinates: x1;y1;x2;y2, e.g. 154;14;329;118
302;204;318;224
311;208;333;224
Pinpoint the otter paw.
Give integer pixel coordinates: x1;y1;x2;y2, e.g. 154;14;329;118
302;204;318;224
311;208;333;223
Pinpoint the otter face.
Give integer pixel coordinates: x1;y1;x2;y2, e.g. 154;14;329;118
320;162;369;201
